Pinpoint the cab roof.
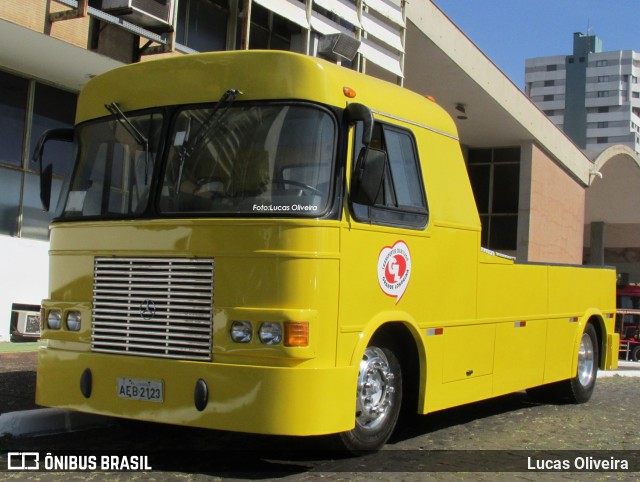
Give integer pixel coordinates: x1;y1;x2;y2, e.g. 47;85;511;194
77;50;457;138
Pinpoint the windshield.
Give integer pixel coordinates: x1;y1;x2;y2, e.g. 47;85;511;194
159;103;336;216
58;111;163;218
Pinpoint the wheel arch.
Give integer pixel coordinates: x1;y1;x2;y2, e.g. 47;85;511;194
588;314;606;369
350;318;425;416
573;313;606;373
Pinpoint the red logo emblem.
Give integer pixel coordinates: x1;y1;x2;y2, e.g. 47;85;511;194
378;241;412;304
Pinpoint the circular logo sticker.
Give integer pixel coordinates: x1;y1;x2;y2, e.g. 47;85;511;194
378;241;412;304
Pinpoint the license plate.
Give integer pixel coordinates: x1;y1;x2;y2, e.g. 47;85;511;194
117;377;163;402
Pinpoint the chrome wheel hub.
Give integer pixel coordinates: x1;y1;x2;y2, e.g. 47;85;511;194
355;347;396;430
577;332;595;387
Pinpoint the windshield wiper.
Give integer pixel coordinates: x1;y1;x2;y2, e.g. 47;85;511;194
178;88;243;163
105;102;151;182
174;89;242;197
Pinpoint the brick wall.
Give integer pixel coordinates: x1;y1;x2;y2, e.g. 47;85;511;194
519;143;586;264
0;0;89;49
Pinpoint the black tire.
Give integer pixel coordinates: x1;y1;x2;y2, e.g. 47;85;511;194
528;323;599;404
338;345;403;452
631;344;640;362
562;323;599;403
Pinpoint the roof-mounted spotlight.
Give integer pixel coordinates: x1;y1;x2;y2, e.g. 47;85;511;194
318;33;361;62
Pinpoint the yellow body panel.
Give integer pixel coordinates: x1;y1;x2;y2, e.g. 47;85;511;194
37;347;356;435
37;51;617;438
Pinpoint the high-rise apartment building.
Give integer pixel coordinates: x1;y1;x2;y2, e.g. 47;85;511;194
525;32;640;158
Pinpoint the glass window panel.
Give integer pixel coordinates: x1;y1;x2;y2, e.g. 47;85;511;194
177;0;228;51
480;214;489;247
492;164;520;213
488;215;518;250
22;172;62;240
30;83;77;177
384;128;425;209
0;71;28;167
467;148;491;164
160;104;335;216
467;164;490;213
0;167;21;235
493;147;520;163
59;112;163;218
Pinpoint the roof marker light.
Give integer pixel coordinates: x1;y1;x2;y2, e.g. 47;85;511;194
343;86;357;98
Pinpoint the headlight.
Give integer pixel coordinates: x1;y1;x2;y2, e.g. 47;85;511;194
258;322;282;345
47;310;62;330
230;321;252;343
66;311;82;331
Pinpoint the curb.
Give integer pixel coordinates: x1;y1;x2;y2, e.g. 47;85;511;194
0;408;113;438
598;360;640;378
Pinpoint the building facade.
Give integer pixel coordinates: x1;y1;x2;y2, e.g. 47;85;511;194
525;32;640;159
0;1;598;339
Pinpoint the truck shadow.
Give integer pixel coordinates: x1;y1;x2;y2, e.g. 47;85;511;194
2;389;550;477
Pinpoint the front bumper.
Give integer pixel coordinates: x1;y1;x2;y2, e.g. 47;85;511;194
36;347;357;436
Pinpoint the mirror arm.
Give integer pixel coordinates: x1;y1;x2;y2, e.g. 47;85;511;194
345;103;374;146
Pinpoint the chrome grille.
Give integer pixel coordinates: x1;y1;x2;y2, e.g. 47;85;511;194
92;257;214;361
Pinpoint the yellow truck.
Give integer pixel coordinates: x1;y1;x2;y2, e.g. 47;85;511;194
34;50;618;452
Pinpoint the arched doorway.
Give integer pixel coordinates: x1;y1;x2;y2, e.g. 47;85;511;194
585;145;640;283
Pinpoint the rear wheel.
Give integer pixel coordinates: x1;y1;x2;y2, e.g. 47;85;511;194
527;323;599;403
562;323;599;403
631;344;640;362
338;345;402;452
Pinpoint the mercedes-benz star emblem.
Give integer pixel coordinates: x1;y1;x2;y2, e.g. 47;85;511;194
140;300;156;320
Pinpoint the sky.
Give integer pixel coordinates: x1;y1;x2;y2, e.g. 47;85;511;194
432;0;640;90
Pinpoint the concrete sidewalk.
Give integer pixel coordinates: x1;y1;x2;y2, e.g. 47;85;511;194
598;360;640;377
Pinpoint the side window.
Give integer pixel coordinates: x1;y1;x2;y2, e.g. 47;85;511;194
351;122;428;228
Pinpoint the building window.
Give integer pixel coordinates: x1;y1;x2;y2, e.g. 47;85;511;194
176;0;230;51
597;91;609;98
546;64;558;72
597;137;608;144
596;60;608;67
0;70;77;240
0;71;28;168
467;147;520;251
597;121;608;128
543;110;555;116
544;80;555;87
543;94;554;101
598;76;609;83
598;106;610;113
248;3;302;51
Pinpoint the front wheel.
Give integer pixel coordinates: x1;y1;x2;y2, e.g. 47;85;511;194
338;345;403;452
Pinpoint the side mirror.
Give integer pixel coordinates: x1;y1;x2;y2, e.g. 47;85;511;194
32;128;74;211
345;103;374;146
351;147;386;206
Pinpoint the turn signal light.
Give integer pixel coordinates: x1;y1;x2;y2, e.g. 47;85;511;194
343;86;357;98
284;322;309;347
